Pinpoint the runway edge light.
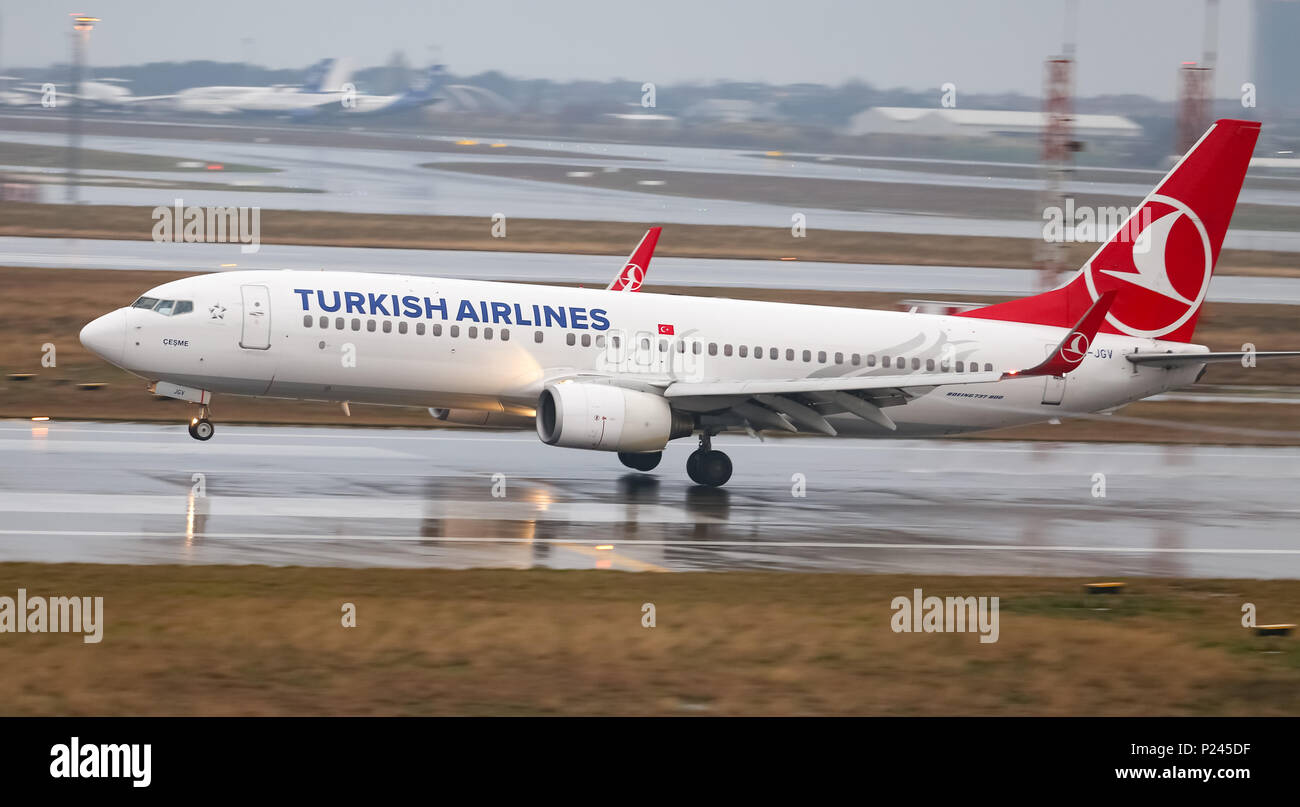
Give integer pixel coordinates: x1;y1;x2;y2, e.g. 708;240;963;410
1254;624;1295;638
1085;582;1126;594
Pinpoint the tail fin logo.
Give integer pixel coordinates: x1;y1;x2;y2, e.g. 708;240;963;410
1060;332;1089;362
1084;194;1212;339
618;263;645;291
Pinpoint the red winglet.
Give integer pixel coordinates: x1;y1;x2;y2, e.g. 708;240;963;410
607;227;661;291
1003;290;1117;379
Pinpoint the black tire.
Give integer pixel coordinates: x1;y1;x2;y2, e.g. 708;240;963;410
697;450;732;487
686;449;704;484
618;451;662;472
191;419;214;441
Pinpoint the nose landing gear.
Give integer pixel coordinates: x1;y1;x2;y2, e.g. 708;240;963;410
686;432;732;487
187;405;214;441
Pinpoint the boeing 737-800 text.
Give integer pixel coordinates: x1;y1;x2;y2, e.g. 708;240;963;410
79;119;1298;486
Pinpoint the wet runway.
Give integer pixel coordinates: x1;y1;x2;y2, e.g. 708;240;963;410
1;420;1297;577
8;236;1300;304
3;126;1296;250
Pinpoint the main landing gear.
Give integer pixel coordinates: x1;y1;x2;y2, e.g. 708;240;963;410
187;405;214;441
686;432;732;488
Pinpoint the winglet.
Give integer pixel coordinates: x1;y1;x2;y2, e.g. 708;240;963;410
1002;290;1117;379
607;227;661;291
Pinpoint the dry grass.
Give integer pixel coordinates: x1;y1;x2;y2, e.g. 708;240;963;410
0;564;1296;716
1;201;1296;275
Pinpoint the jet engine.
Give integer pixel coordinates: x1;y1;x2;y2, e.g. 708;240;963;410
536;382;692;452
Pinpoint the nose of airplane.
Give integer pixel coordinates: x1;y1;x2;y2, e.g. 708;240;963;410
79;309;127;366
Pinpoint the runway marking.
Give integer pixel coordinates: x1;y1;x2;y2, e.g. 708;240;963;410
0;437;405;458
1;530;1297;554
2;423;1298;461
0;493;718;525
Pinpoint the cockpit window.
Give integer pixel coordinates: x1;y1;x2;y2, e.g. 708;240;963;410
132;298;194;316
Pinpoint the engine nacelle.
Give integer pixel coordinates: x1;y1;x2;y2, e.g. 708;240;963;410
536;383;691;452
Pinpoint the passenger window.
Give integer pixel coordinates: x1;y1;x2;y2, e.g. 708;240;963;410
926;359;935;371
319;316;328;328
351;319;361;331
132;296;159;309
786;349;794;361
659;339;668;353
956;361;964;372
708;343;717;356
433;324;443;336
534;331;544;343
416;322;425;335
882;355;890;367
909;358;919;370
818;351;827;363
984;362;993;372
769;347;778;360
802;350;811;362
753;346;761;358
581;334;591;347
155;300;175;316
692;342;701;355
501;329;510;341
595;334;603;347
867;355;876;367
335;317;344;330
367;320;376;332
724;344;733;357
484;327;493;340
897;357;907;369
173;301;193;315
640;338;650;351
398;322;408;334
566;333;576;346
835;352;844;364
468;326;478;339
302;315;312;327
738;345;748;358
675;340;684;353
851;354;860;366
382;321;392;333
450;325;459;337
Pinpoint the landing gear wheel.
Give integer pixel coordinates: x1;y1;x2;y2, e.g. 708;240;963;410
618;451;662;472
188;418;214;441
687;449;732;487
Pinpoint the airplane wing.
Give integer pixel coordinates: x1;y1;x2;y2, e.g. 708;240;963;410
606;227;661;291
657;290;1117;436
1126;350;1300;367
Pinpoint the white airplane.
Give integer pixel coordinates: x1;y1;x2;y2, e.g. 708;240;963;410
6;77;175;108
168;58;353;115
79;119;1298;486
291;65;448;119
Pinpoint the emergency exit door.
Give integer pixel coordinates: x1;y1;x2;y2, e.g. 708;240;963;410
239;284;272;350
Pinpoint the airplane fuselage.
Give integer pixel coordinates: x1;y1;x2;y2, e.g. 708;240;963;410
84;269;1204;439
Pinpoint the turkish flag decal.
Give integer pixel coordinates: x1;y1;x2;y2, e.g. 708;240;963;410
657;323;675;335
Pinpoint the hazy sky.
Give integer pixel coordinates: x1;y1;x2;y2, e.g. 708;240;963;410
1;0;1256;100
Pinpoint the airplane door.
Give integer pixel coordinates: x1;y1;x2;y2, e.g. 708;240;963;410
239;284;272;350
1041;344;1065;405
